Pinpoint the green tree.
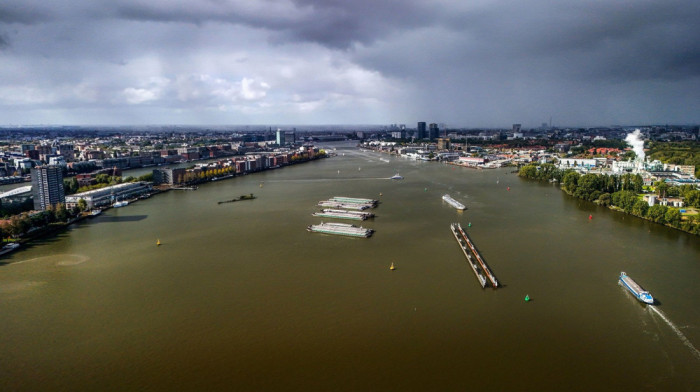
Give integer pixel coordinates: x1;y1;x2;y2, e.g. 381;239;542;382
646;205;668;224
654;180;669;198
77;198;88;211
664;208;682;227
562;171;580;194
631;199;649;217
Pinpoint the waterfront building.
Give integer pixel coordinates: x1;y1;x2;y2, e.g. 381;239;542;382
437;138;450;150
31;165;65;211
64;182;152;209
153;168;187;185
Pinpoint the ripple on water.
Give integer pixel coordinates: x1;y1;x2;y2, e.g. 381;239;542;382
13;254;89;266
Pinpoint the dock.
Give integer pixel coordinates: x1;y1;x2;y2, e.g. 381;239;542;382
451;223;499;288
450;223;487;288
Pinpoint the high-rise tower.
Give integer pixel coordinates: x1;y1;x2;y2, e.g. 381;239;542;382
31;165;65;211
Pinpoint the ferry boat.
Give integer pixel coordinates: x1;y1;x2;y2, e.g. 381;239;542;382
0;242;20;257
307;222;373;238
390;173;404;180
442;194;465;210
619;272;654;304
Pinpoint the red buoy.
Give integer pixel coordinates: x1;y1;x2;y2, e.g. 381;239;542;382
589;214;593;220
507;187;510;191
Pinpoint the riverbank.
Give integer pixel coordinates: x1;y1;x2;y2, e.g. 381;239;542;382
518;164;700;236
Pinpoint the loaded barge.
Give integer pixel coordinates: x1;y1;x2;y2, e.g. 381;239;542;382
312;209;374;221
619;272;654;304
451;223;499;288
307;222;373;238
442;194;465;210
450;223;487;288
329;196;377;207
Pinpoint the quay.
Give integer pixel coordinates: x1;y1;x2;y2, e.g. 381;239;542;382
450;223;487;288
452;223;499;288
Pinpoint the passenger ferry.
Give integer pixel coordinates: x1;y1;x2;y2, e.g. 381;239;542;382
442;194;465;210
619;272;654;304
307;222;373;238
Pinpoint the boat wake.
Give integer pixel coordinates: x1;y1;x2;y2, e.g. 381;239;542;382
648;305;700;360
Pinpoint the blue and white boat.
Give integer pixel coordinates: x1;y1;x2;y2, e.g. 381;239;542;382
619;272;654;304
390;173;403;180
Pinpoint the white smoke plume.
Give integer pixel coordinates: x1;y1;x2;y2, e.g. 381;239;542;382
624;129;645;161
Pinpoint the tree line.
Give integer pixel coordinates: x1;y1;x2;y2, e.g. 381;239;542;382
519;164;700;235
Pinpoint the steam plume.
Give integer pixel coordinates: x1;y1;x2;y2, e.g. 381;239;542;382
624;129;645;161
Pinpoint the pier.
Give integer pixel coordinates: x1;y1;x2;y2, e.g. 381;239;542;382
451;223;499;288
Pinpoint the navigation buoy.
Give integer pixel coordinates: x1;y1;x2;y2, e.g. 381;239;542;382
468;222;472;227
157;239;161;246
424;188;427;192
507;187;510;191
589;214;593;220
525;295;530;302
380;192;383;196
390;262;395;271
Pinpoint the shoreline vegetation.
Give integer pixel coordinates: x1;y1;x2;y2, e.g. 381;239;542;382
518;163;700;236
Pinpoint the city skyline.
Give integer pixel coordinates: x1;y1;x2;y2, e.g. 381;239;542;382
0;1;699;127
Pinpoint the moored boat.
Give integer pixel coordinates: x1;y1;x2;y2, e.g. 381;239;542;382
619;272;654;304
0;242;20;257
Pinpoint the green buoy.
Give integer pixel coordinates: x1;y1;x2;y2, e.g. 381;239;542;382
524;295;530;302
468;222;472;227
424;187;427;191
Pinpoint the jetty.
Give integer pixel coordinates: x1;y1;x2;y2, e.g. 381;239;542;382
450;223;499;288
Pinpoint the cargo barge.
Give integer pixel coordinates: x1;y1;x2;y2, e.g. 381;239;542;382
312;209;374;221
619;272;654;304
307;222;373;238
442;194;465;210
453;223;499;288
450;223;488;288
318;201;372;210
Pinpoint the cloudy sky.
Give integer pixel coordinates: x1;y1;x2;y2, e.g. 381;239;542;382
0;0;698;127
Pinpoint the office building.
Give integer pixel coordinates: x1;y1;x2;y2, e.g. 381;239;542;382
31;165;65;211
417;122;427;139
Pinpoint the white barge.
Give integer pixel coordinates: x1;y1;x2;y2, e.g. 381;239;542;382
442;194;465;210
318;201;371;210
619;272;654;304
307;222;373;238
312;209;374;221
329;196;377;207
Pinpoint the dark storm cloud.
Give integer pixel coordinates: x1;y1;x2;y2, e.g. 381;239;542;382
0;0;698;125
0;2;52;24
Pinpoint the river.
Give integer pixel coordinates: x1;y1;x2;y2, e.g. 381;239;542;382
1;142;698;391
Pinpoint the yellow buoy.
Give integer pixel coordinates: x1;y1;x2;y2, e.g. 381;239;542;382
390;262;395;271
157;239;161;246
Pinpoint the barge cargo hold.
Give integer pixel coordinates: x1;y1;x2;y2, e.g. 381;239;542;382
442;194;465;210
450;223;487;288
318;201;371;210
312;209;374;221
619;272;654;304
328;196;378;206
307;222;373;238
453;223;499;288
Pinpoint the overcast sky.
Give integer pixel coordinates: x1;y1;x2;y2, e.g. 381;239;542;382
0;0;698;127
